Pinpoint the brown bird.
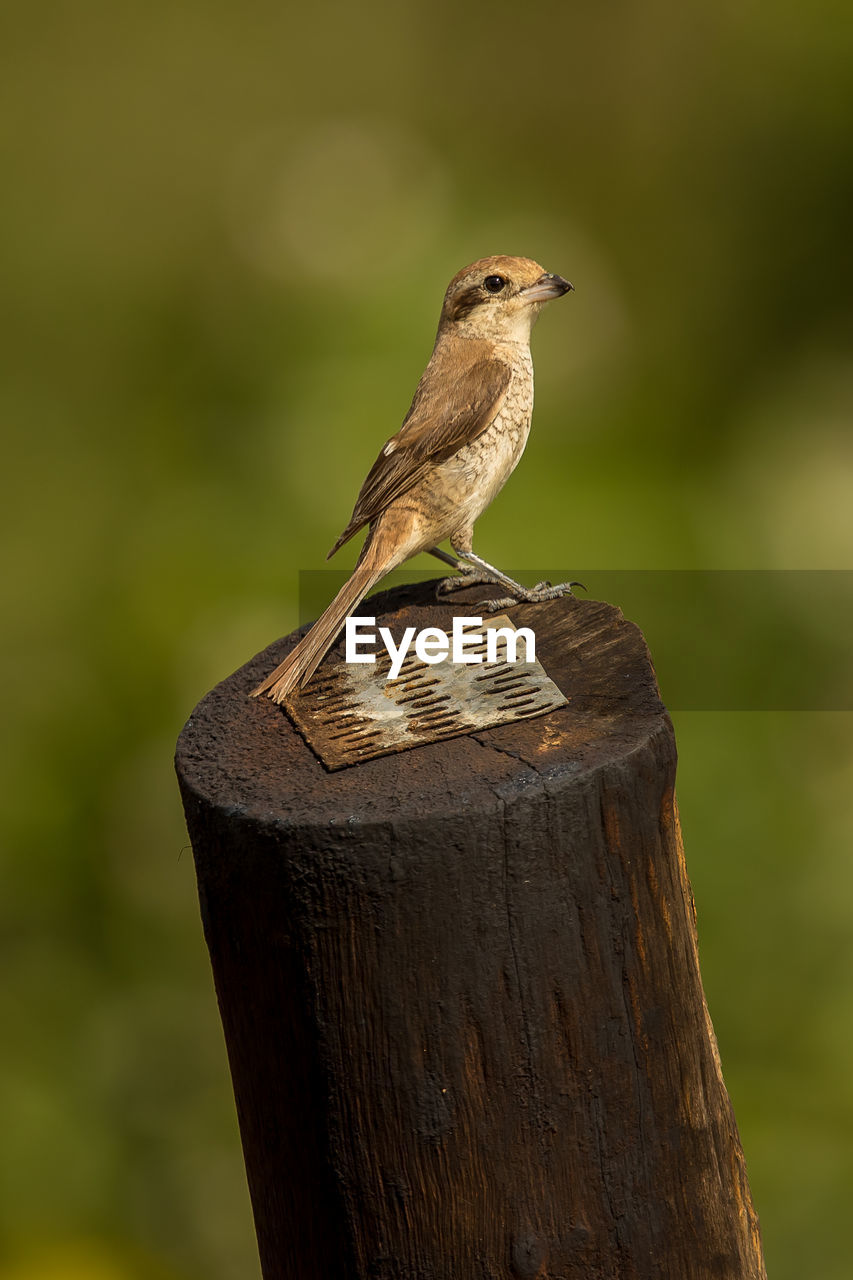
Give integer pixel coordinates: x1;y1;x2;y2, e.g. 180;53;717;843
252;255;574;703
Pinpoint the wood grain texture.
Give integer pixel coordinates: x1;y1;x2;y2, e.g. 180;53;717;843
175;581;766;1280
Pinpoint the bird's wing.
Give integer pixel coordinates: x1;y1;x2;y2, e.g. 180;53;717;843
328;355;512;557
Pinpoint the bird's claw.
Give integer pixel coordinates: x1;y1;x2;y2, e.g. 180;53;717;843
436;568;502;598
476;580;585;612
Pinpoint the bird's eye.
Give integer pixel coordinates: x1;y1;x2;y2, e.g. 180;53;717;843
483;275;507;294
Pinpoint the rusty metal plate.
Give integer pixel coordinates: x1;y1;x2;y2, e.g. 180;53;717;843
283;615;568;769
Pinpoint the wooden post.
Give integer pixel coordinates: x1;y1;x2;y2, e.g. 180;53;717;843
175;581;766;1280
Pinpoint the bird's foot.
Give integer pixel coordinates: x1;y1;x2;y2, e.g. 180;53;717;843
436;567;503;598
477;580;586;613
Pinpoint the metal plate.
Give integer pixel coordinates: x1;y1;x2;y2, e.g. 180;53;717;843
283;615;568;769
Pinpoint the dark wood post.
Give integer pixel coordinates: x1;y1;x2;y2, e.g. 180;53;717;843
175;582;766;1280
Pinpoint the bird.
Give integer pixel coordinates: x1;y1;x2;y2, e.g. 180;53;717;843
252;254;574;704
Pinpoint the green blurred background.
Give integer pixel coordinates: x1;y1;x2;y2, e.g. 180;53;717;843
2;1;852;1276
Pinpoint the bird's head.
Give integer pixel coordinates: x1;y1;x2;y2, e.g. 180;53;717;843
438;255;573;343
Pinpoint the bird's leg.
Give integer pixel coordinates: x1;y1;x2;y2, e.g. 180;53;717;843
454;550;584;613
431;546;504;596
429;546;464;570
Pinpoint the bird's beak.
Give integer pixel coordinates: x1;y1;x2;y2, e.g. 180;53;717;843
522;273;574;303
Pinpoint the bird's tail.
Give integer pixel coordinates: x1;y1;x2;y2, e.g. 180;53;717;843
250;560;385;703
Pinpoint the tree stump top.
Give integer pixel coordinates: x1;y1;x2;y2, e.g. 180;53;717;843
176;582;669;829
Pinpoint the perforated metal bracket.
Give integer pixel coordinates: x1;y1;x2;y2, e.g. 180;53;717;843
282;615;568;769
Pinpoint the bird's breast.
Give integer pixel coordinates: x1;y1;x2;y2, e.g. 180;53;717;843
440;352;534;514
